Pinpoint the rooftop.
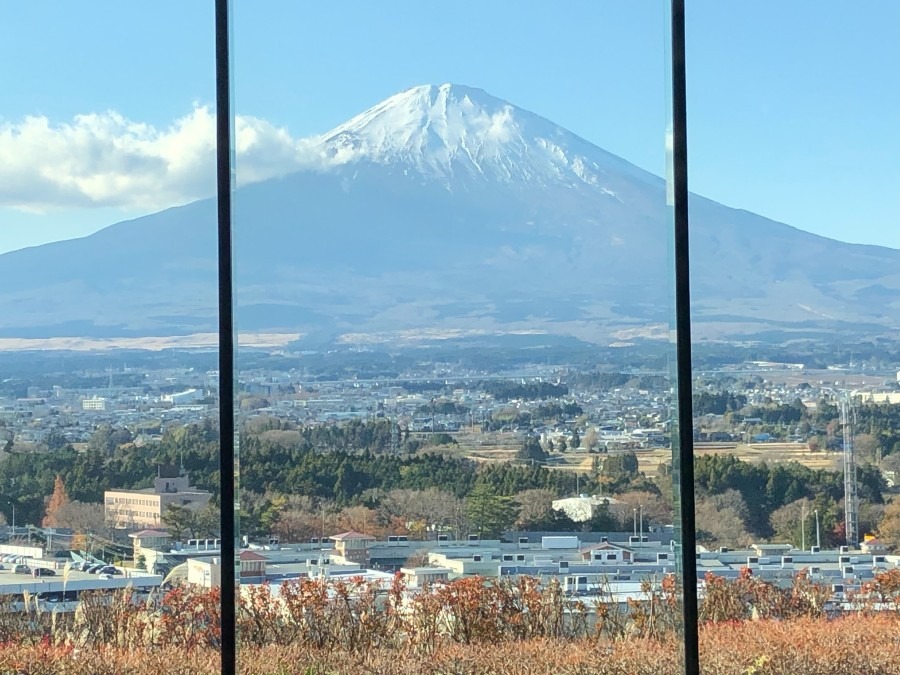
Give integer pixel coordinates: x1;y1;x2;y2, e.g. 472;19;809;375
129;529;170;539
330;531;375;542
239;551;267;562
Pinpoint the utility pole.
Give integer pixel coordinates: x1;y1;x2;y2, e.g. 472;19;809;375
639;504;644;542
801;503;806;551
814;509;821;549
633;508;637;538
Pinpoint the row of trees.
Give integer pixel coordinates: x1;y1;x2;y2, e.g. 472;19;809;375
239;485;670;543
4;415;897;551
33;469;900;553
693;453;886;537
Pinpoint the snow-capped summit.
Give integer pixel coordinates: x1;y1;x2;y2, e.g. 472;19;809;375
2;82;893;343
314;83;646;188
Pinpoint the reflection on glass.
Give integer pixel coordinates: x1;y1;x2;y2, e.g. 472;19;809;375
233;2;686;672
0;2;224;673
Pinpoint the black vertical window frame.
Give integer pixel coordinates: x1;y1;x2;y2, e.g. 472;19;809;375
215;0;237;672
671;1;699;673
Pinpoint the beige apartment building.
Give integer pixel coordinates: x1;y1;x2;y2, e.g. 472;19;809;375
105;472;212;530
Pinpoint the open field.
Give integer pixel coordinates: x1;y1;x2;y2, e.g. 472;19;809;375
449;430;522;463
635;442;841;475
449;430;841;476
0;332;302;352
736;368;887;389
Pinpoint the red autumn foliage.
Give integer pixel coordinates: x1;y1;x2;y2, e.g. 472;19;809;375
0;569;897;673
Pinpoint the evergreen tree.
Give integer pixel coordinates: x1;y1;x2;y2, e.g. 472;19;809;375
161;503;198;542
586;502;621;531
517;437;548;463
466;484;516;538
333;460;359;503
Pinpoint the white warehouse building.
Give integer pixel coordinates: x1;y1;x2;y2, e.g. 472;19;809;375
162;389;205;405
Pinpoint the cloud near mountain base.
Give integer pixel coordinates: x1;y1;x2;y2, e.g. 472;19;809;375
0;107;318;212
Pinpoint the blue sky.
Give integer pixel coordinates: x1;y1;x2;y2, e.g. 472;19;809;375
1;1;898;253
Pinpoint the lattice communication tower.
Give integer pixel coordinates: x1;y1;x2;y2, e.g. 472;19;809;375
840;399;859;548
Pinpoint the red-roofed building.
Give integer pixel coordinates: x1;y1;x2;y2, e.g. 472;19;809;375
239;550;267;579
861;537;888;555
579;542;633;564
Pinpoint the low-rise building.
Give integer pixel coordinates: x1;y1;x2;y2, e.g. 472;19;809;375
105;470;212;530
161;389;205;405
82;397;109;412
330;531;375;566
401;566;451;587
128;529;172;557
552;495;621;523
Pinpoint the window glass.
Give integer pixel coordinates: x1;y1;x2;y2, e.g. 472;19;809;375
233;1;684;672
0;3;222;672
688;2;900;671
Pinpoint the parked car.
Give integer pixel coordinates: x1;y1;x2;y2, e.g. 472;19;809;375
98;566;122;576
13;564;30;574
32;568;56;577
87;564;105;574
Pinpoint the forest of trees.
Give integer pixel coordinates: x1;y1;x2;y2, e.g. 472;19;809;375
3;408;899;550
692;453;887;546
693;391;748;416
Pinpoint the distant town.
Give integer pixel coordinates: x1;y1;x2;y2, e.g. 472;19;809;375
1;342;899;618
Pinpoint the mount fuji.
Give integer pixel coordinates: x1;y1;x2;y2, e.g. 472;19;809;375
2;83;900;344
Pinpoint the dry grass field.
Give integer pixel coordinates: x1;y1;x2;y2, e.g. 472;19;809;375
634;442;840;475
452;429;841;477
451;430;522;463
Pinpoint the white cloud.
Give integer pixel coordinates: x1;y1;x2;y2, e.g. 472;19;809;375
483;106;517;143
0;107;321;212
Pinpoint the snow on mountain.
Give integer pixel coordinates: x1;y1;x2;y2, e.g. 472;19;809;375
312;83;652;189
3;82;899;341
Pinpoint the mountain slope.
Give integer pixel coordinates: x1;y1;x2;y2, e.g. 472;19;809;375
1;83;898;342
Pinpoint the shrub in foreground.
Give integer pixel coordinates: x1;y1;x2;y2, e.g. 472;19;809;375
0;569;898;673
1;615;899;674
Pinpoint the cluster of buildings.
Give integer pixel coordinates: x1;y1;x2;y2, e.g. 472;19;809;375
1;521;897;616
0;365;215;448
158;530;900;613
15;352;900;467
